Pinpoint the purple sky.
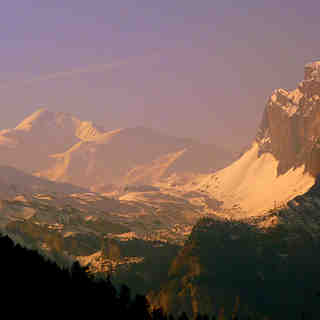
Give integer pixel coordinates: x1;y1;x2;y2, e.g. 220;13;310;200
1;0;320;151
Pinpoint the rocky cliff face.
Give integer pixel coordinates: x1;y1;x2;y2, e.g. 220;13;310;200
151;69;320;314
257;61;320;175
194;61;320;216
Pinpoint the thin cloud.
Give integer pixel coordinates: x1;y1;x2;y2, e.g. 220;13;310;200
0;50;160;90
26;60;129;83
0;60;129;90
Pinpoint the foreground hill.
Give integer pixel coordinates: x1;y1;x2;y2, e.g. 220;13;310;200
150;178;320;319
0;233;176;319
0;109;232;191
192;61;320;217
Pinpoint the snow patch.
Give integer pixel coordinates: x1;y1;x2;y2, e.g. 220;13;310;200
197;143;315;217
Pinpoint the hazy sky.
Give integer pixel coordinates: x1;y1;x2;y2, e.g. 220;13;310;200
1;0;320;151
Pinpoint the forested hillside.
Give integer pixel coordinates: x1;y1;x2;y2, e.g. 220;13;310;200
149;215;320;319
0;233;196;319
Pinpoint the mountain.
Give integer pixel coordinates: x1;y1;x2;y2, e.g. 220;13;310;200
147;61;320;318
192;61;320;217
35;126;232;191
0;110;230;287
3;61;320;318
149;179;320;318
0;108;107;173
0;109;232;191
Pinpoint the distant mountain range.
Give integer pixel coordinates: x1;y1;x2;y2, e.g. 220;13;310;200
0;108;232;192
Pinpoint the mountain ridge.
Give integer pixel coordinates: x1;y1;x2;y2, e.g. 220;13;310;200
192;61;320;217
0;109;233;191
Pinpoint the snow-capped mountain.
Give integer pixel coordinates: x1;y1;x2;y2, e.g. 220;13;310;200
193;61;320;217
0;109;232;191
0;108;107;173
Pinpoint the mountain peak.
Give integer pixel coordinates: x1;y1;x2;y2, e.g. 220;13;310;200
14;108;107;141
194;60;320;217
304;61;320;81
15;108;53;131
254;60;320;175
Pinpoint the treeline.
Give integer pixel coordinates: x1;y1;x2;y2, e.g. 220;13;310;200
0;233;317;319
151;217;320;319
0;234;200;319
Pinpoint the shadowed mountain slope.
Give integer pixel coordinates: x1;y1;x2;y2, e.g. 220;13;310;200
37;126;232;190
150;177;320;319
0;165;87;196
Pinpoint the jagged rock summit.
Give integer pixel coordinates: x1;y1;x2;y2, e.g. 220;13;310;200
304;61;320;81
257;60;320;175
194;61;320;217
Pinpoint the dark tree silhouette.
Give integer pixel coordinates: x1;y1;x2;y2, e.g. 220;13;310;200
178;312;189;320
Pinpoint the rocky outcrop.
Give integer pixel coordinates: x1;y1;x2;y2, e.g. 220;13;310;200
257;61;320;175
194;61;320;216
